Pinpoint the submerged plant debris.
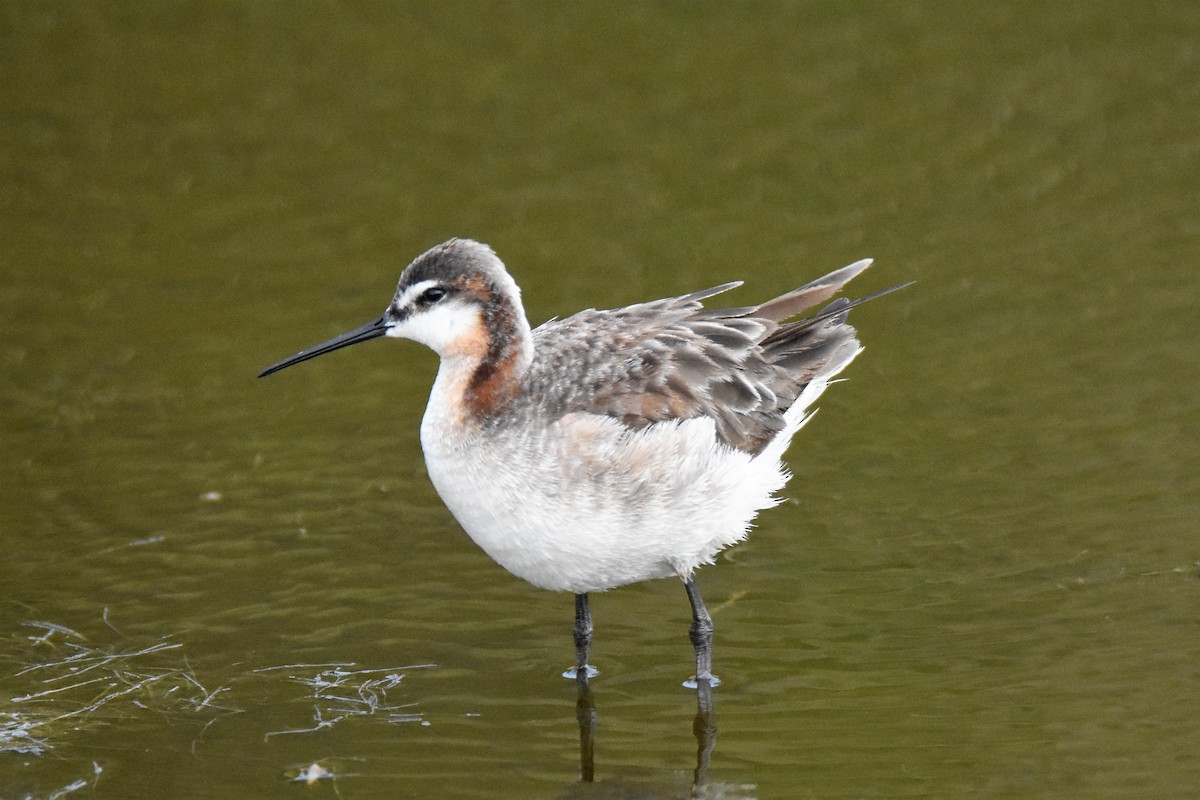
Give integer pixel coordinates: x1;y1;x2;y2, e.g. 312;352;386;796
1;622;234;756
253;662;435;739
1;620;434;757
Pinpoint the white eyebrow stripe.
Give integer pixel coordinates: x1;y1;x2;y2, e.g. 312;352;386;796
394;279;441;309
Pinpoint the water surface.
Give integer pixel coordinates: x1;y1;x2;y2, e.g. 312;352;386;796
2;3;1197;798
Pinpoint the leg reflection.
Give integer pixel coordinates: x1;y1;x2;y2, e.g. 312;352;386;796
575;672;596;783
571;675;718;793
692;679;717;796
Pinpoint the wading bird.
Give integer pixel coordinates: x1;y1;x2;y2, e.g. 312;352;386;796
260;238;904;687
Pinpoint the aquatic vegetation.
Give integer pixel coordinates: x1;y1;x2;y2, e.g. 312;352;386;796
2;622;228;756
253;661;434;739
1;620;432;757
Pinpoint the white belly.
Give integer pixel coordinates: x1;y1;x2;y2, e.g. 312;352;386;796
419;407;790;593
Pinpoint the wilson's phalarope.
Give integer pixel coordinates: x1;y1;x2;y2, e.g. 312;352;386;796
261;238;906;687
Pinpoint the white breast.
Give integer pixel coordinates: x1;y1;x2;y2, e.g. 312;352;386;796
420;397;796;593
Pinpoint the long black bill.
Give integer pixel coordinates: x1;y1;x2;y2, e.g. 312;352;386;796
258;315;390;378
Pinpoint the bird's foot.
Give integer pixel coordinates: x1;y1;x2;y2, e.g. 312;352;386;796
562;665;600;680
682;674;721;689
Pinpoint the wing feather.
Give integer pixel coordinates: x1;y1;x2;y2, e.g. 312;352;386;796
525;262;900;454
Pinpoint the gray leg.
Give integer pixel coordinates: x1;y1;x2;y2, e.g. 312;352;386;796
683;578;721;688
563;592;598;680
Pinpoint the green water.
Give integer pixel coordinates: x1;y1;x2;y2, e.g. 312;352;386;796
2;3;1197;798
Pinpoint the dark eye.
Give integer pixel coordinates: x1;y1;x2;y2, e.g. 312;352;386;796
417;286;447;306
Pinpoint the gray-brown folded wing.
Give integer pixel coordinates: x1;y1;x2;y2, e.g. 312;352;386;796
526;261;874;455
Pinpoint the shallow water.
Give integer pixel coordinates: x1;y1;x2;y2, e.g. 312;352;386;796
2;3;1198;798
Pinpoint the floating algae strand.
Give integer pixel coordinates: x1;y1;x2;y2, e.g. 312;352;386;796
3;619;435;755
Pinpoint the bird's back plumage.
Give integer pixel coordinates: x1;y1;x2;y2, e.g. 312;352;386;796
521;259;871;454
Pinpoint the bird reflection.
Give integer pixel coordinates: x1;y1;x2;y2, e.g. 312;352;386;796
569;673;721;798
